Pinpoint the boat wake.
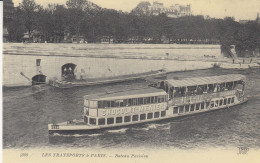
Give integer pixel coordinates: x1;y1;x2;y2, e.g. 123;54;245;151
132;123;171;131
51;133;103;137
87;133;104;137
146;123;171;130
106;128;128;133
132;127;150;131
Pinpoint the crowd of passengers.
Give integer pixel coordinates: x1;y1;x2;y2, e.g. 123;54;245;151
164;80;244;98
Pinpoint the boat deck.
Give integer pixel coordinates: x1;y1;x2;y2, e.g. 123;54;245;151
49;69;166;88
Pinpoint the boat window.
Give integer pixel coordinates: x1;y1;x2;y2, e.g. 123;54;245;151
138;98;143;105
201;103;204;109
220;83;225;91
231;97;235;103
179;106;184;113
119;100;124;107
143;97;148;105
98;118;105;125
140;114;146;120
124;116;131;123
123;99;128;107
196;103;200;110
128;99;133;106
154;112;160;118
107;118;114;125
185;105;189;112
208;84;214;93
111;101;115;107
206;102;210;109
132;115;138;121
151;96;155;103
197;85;205;94
155;96;158;103
147;97;151;104
219;99;223;106
237;80;243;85
161;111;166;117
115;100;120;107
211;101;214;108
190;104;195;111
147;113;153;119
116;117;123;123
89;101;98;108
228;98;231;104
103;101;109;108
187;86;197;95
215;100;219;107
173;107;178;114
84;100;89;107
98;101;103;108
158;95;165;103
174;87;181;97
133;98;138;105
90;118;96;125
226;82;233;90
84;116;88;124
223;98;227;105
107;101;112;108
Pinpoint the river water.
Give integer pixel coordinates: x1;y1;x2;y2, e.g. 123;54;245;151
3;67;260;150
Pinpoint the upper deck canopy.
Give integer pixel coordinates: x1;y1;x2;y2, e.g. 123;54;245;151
165;74;246;88
84;87;167;101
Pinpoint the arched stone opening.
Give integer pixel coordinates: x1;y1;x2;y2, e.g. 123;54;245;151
32;74;46;85
61;63;77;81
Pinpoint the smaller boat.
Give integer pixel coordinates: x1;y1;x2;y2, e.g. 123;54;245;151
49;69;167;88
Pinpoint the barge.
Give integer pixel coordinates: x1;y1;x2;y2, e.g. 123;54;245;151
48;74;247;134
49;69;167;88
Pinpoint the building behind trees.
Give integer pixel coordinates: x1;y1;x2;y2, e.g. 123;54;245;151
148;1;191;18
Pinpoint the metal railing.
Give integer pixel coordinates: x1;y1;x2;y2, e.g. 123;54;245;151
169;90;237;105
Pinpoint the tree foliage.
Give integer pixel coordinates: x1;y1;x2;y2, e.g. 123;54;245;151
18;0;41;41
6;0;260;56
131;1;151;16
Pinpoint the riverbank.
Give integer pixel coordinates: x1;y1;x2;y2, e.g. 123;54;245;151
2;43;260;87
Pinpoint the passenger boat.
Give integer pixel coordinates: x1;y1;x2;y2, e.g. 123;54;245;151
48;74;248;134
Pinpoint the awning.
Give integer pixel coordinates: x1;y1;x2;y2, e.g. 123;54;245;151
165;74;246;88
84;87;167;101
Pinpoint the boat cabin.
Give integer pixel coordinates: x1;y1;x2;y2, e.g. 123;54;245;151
83;87;168;125
160;74;246;104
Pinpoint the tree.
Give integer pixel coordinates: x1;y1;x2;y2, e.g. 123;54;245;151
7;8;26;42
234;22;259;57
131;1;151;16
219;17;240;57
19;0;41;42
66;0;91;42
66;0;87;9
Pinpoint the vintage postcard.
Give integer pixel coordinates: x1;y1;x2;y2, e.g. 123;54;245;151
2;0;260;162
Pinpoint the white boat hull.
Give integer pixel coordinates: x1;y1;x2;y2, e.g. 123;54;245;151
48;97;248;134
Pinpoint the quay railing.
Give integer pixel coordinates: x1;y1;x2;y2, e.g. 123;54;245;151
169;90;237;105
